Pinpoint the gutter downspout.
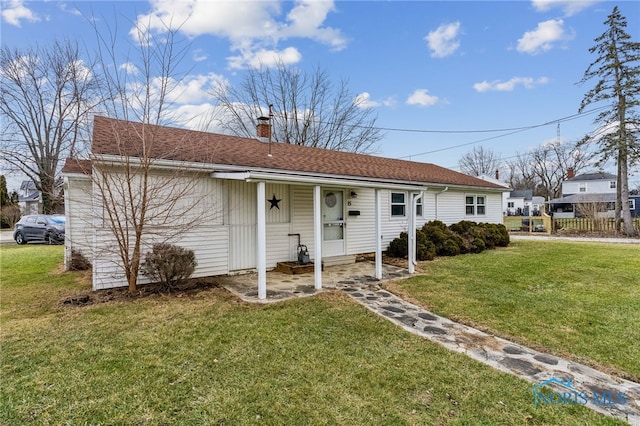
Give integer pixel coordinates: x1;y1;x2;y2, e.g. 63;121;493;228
408;190;425;274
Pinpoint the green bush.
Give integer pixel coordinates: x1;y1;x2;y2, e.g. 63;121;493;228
386;220;510;261
141;243;197;292
387;232;408;258
422;221;464;256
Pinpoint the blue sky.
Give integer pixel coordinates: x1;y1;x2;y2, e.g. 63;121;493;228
2;0;639;191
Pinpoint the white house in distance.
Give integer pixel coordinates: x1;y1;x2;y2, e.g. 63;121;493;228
505;190;545;216
18;180;41;215
548;170;618;218
63;116;506;299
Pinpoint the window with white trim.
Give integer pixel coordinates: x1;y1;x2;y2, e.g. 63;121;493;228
507;202;514;208
630;199;636;210
610;181;616;189
416;196;423;217
579;183;587;192
466;195;486;216
391;192;406;217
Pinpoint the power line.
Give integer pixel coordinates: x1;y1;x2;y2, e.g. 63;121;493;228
381;106;606;135
396;106;607;160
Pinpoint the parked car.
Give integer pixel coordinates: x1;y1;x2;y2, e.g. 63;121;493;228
13;215;65;245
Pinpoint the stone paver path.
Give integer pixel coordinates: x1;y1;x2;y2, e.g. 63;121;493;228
337;280;640;425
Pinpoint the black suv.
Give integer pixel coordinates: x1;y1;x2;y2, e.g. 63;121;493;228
13;215;66;245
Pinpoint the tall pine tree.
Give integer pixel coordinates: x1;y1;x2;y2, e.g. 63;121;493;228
578;6;640;236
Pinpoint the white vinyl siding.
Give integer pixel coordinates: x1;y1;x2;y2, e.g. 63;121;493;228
64;176;93;269
344;188;376;254
291;185;315;260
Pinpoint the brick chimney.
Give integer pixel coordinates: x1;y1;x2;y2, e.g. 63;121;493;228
256;117;270;141
567;167;575;179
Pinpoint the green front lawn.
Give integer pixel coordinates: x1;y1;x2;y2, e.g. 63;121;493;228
388;239;640;381
0;244;628;424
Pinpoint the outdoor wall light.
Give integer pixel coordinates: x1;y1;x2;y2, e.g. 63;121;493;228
350;190;358;199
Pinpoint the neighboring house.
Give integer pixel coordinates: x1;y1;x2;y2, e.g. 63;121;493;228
505;189;545;216
547;170;638;218
62;116;507;298
18;180;41;215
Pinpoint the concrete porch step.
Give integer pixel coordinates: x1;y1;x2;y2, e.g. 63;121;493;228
322;255;356;267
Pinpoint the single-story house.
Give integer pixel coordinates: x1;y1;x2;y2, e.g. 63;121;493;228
62;116;506;299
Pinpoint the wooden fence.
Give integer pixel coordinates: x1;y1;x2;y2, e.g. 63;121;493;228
503;215;552;234
553;217;640;233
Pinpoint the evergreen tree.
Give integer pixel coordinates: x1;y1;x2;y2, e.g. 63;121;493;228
578;6;640;236
0;175;9;207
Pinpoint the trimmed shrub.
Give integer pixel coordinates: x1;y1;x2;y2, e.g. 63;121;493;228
141;243;197;292
416;231;437;261
386;220;510;261
422;221;464;256
387;231;409;258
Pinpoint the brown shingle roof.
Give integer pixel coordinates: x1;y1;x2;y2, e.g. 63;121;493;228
61;158;92;175
88;116;503;189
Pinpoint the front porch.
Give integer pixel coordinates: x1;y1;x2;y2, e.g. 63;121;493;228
218;260;411;303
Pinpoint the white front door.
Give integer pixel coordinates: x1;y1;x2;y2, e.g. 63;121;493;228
322;190;346;257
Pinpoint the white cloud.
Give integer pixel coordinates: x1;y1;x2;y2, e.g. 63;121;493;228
165;73;228;104
131;0;347;69
517;19;572;54
531;0;598;17
354;92;380;108
192;49;208;62
58;2;82;16
406;89;440;107
473;76;549;92
1;0;40;27
228;47;302;69
354;92;396;109
425;22;461;58
119;62;140;75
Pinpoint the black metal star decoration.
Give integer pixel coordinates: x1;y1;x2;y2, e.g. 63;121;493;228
268;194;281;210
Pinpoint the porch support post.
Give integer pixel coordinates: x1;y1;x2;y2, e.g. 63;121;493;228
257;181;267;299
374;188;382;279
313;185;322;290
408;192;421;274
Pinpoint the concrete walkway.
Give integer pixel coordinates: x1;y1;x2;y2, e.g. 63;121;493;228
223;262;640;424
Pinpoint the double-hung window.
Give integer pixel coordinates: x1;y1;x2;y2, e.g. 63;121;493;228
391;192;423;217
391;192;406;217
466;195;486;216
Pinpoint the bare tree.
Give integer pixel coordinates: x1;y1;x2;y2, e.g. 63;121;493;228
211;60;383;154
506;141;593;199
458;146;501;177
578;6;640;236
0;39;99;213
530;141;594;200
506;153;539;191
83;17;219;293
576;196;611;231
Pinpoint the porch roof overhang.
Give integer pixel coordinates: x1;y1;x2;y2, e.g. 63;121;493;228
211;165;503;193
